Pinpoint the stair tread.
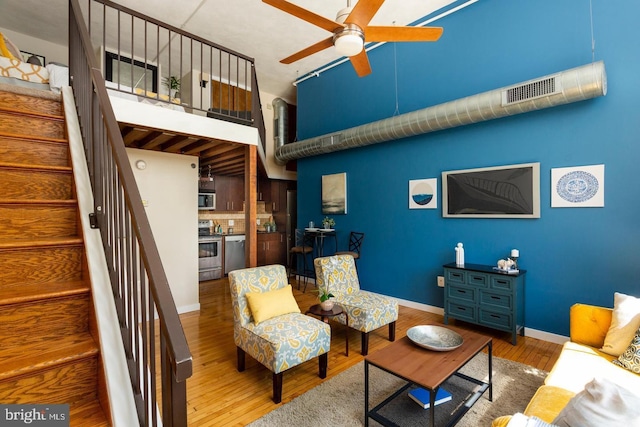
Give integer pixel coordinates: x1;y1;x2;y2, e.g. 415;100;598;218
0;199;77;206
0;236;83;249
0;105;64;121
69;397;110;427
0;280;89;306
0;130;67;144
0;161;72;172
0;334;99;382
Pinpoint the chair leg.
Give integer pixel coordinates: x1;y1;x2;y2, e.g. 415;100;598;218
302;253;309;293
272;372;283;404
361;332;369;356
236;347;246;372
319;353;328;378
389;321;396;342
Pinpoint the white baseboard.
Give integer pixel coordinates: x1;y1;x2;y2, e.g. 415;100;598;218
178;303;201;314
308;285;570;346
394;298;569;345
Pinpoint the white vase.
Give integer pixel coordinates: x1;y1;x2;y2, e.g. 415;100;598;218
320;300;334;311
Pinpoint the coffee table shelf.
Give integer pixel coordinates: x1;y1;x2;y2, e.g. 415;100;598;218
364;328;492;426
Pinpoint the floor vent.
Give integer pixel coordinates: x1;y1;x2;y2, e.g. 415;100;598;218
502;76;561;106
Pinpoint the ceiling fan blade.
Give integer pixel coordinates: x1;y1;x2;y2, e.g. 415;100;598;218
365;26;444;42
280;37;335;64
262;0;343;33
344;0;385;27
349;50;372;77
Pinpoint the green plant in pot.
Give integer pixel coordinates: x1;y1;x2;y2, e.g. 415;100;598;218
316;286;335;311
322;216;335;229
163;75;181;98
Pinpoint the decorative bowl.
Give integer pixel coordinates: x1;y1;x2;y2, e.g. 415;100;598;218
407;325;463;351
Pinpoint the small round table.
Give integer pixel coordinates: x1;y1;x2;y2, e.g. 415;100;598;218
305;304;349;356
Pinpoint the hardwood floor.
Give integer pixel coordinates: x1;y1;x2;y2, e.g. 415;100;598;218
181;278;562;426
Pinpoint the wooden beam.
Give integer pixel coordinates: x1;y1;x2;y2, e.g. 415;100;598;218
245;145;257;268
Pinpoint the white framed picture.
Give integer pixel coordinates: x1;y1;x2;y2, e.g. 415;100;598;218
322;172;347;214
551;164;604;208
409;178;437;209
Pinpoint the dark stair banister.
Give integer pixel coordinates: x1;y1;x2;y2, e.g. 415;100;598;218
69;0;192;425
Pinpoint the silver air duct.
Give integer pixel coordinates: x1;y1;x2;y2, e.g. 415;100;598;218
272;97;289;165
275;61;606;162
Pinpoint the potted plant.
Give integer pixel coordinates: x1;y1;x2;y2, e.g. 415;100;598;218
316;286;335;311
163;75;181;98
322;216;335;230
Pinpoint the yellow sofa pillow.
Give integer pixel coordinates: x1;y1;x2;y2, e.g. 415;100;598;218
245;285;300;324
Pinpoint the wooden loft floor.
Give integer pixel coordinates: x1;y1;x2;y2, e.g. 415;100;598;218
180;278;563;426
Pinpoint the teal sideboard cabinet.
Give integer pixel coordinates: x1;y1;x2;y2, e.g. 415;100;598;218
443;263;525;345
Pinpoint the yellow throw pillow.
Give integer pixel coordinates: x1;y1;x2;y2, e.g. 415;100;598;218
601;292;640;356
245;285;300;324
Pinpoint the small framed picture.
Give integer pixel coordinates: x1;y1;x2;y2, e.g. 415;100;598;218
20;51;45;66
409;178;437;209
322;172;347;214
551;164;604;208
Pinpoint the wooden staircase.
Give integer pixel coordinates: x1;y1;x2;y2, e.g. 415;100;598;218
0;87;110;426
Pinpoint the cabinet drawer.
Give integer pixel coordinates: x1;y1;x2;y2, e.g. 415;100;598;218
480;290;513;310
491;276;515;291
479;309;512;330
447;285;476;303
467;272;488;287
445;269;466;285
446;300;476;322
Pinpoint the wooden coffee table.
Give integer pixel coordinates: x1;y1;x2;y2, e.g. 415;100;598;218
364;325;492;426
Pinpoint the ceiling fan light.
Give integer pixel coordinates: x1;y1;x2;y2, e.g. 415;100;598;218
334;33;363;57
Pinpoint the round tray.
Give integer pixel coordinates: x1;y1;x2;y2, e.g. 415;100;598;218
407;325;463;351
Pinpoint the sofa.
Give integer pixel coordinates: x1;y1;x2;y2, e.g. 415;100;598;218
492;299;640;426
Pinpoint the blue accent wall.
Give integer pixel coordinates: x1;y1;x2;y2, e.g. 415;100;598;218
294;0;640;336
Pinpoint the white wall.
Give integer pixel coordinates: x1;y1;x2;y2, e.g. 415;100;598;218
0;27;68;65
127;148;199;314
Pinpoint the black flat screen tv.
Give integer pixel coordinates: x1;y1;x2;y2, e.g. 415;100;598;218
442;162;540;218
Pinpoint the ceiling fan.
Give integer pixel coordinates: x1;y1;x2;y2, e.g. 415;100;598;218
262;0;444;77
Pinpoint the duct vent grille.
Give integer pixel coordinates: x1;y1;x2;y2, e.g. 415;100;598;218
502;76;562;106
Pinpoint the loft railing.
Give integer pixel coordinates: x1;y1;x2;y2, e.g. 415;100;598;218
69;0;192;425
80;0;265;152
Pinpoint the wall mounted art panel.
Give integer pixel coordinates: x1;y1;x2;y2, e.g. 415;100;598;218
322;172;347;214
409;178;438;209
551;164;604;207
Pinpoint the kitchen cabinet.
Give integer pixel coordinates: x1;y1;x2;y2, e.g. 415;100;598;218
443;263;525;345
258;177;270;203
257;232;287;266
216;175;244;211
261;179;291;213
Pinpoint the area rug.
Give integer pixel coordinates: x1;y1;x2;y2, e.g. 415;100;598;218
248;353;546;427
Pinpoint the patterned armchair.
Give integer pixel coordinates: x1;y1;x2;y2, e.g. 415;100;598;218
229;264;331;403
314;254;398;355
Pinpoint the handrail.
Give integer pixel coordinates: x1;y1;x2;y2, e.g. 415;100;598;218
84;0;266;153
69;0;192;425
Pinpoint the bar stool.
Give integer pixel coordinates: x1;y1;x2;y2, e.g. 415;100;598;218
335;231;365;266
288;229;315;291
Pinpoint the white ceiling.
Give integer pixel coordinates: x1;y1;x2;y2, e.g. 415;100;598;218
0;0;456;102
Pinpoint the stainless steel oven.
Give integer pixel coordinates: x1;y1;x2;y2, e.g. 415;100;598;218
198;220;222;281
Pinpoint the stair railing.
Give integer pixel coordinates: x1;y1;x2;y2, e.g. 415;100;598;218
69;1;192;425
77;0;265;153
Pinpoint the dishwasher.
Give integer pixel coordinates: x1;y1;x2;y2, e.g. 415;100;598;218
224;235;246;275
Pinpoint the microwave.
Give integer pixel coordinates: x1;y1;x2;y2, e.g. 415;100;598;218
198;193;216;210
